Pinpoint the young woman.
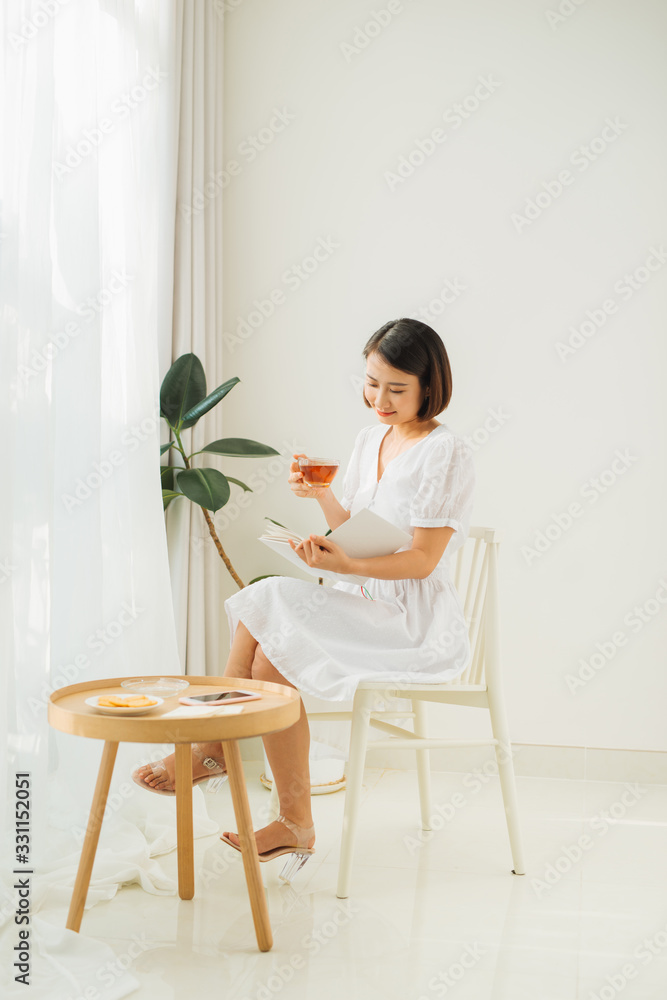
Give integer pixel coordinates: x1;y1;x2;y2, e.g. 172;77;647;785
133;318;475;874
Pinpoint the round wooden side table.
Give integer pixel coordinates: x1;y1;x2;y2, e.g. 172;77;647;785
48;675;300;952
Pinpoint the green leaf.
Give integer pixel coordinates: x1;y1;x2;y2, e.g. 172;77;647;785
248;575;281;585
160;354;206;427
161;466;178;489
226;476;253;492
264;516;289;529
202;437;280;458
177;468;231;512
162;489;183;510
161;467;183;509
160;442;173;455
181;377;240;429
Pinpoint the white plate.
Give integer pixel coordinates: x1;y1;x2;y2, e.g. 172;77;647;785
85;695;164;716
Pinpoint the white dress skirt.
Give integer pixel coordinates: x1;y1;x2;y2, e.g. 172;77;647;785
224;422;476;701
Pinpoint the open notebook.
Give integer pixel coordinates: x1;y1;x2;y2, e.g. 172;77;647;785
258;508;413;585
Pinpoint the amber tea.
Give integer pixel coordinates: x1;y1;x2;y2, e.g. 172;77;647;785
298;457;340;488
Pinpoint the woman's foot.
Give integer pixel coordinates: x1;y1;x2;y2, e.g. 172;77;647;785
223;816;315;855
133;742;226;794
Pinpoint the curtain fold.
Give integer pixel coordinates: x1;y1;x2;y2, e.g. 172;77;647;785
0;2;218;996
166;0;228;677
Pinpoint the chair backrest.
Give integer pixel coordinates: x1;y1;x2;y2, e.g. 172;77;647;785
449;526;499;687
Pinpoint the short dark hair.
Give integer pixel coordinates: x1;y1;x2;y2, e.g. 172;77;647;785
362;318;453;420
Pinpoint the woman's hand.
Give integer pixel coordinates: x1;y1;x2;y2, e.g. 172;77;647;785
288;453;331;500
289;534;352;575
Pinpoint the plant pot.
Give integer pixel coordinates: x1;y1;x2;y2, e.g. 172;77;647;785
260;741;346;795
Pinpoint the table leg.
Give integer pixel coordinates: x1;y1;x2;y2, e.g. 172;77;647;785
175;743;194;900
222;740;273;952
66;740;118;932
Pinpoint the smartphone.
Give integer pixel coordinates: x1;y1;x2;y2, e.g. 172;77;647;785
179;690;261;706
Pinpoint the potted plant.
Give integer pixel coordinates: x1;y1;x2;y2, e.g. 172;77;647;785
159;352;279;589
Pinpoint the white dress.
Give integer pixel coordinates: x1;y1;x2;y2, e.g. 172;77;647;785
224;422;476;701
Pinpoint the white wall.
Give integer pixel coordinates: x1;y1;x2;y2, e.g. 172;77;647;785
216;0;667;752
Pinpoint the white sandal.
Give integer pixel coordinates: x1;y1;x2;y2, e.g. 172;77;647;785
220;814;315;882
131;743;228;796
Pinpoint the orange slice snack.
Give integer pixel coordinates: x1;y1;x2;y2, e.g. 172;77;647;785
97;694;158;708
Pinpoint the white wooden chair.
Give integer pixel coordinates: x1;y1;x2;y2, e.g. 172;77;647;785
306;526;526;897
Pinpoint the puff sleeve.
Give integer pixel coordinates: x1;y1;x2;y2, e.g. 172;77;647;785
339;426;371;512
409;434;475;534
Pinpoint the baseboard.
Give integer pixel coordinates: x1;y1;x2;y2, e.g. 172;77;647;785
242;738;667;784
366;742;667;784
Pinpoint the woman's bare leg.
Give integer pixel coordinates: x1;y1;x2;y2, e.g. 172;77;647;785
135;621;259;790
224;620;259;679
223;645;314;854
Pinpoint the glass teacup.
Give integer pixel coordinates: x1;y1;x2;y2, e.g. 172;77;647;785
297;457;340;489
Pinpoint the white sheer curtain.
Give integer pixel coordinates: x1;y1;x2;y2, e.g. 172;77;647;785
0;3;217;997
164;0;228;677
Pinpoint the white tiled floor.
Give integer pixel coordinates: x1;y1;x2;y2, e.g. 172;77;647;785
39;764;667;1000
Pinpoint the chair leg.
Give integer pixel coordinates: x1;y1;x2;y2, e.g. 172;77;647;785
412;698;432;831
336;689;372;899
488;694;526;875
